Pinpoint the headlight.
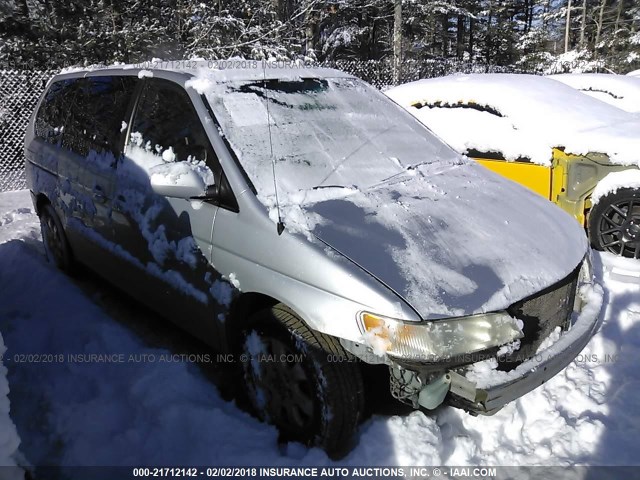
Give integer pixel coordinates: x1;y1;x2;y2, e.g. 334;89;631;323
358;311;524;362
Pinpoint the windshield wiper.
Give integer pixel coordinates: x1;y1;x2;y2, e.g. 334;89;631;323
312;184;355;190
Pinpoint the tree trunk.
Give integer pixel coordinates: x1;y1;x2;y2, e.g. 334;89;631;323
393;0;402;84
456;15;464;59
441;13;449;56
564;0;572;53
595;0;606;47
304;1;317;59
468;17;474;58
486;0;493;63
614;0;624;32
579;0;587;47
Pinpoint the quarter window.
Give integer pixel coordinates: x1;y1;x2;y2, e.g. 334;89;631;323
35;78;80;144
63;76;138;158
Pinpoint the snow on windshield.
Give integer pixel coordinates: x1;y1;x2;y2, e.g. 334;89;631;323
386;74;640;166
549;74;640;113
193;75;459;201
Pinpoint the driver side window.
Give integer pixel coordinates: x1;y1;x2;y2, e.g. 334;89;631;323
130;78;221;182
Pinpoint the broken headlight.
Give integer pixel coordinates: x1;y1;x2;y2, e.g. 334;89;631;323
358;311;524;362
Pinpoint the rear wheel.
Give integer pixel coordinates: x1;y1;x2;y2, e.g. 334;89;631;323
40;204;75;272
589;188;640;259
240;304;364;458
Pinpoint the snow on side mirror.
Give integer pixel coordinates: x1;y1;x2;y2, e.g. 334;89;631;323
149;161;210;199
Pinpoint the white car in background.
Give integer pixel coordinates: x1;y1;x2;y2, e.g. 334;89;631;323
550;73;640;113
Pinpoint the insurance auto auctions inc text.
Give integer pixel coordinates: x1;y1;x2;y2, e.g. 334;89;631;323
255;467;497;477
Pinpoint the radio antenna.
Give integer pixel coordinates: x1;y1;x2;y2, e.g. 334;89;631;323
262;60;285;235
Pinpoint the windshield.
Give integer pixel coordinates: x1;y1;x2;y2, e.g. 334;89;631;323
205;77;459;200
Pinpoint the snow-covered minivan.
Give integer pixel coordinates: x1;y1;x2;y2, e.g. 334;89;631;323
25;63;602;456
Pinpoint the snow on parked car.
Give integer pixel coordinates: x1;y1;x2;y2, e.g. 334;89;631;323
549;73;640;113
386;73;640;259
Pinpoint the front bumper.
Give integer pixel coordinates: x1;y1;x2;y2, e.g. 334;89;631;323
447;280;604;415
386;263;605;414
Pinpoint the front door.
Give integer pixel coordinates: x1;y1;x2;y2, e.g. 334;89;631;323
114;77;233;347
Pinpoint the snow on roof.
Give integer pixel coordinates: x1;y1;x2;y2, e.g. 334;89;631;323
58;59;353;83
386;73;640;167
549;73;640;113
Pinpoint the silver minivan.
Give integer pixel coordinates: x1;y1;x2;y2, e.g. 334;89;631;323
25;62;603;456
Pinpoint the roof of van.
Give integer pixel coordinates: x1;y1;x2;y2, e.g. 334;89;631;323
55;60;354;82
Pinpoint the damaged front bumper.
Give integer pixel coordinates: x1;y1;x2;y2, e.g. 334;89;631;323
389;272;604;415
452;280;603;414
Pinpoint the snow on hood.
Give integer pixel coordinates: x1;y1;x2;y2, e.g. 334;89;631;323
305;161;588;319
549;73;640;113
386;74;640;167
189;70;587;318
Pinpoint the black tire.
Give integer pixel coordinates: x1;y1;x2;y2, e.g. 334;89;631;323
40;204;75;273
240;304;365;458
588;188;640;259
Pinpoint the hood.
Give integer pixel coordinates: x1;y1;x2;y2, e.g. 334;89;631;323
306;161;588;320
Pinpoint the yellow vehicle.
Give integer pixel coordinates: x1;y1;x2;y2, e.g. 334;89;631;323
386;74;640;259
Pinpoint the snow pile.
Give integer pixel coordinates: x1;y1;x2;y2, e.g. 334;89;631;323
1;190;639;467
148;160;211;191
550;73;640;113
126;132;215;186
0;192;40;245
591;170;640;205
386;74;640;166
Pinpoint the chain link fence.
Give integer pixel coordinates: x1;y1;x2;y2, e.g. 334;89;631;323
0;70;55;192
0;60;524;193
321;58;525;89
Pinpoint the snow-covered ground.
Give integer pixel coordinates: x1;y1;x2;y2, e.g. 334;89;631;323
0;189;639;469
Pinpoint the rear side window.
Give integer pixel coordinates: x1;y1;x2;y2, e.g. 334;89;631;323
35;79;80;144
63;76;138;158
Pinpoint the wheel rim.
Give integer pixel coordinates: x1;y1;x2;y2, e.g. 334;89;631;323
43;213;65;265
597;198;640;259
245;334;316;433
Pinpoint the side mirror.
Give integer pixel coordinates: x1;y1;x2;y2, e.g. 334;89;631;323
149;161;209;199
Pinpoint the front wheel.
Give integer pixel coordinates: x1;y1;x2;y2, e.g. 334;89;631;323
240;304;364;458
588;188;640;259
